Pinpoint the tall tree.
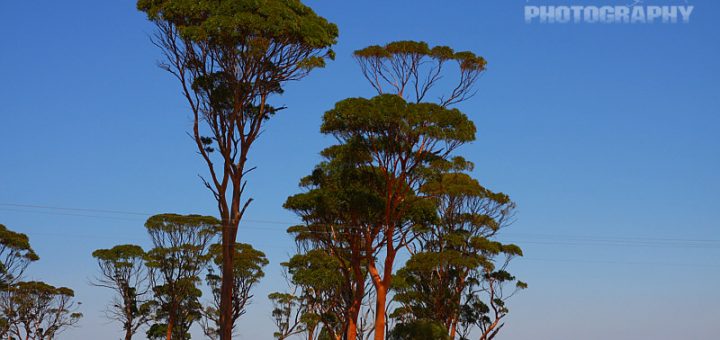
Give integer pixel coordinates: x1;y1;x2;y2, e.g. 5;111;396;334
338;41;486;339
136;2;338;338
92;244;153;340
202;242;268;339
319;93;477;339
144;214;217;340
0;224;38;286
0;281;82;340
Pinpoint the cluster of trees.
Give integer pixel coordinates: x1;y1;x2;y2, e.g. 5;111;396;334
95;1;525;339
91;214;267;340
0;224;82;339
270;42;526;340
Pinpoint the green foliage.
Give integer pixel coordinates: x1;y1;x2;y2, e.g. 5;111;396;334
353;41;486;105
137;0;338;60
0;281;82;339
354;41;485;69
268;292;302;339
392;167;524;339
388;319;451;340
202;242;268;338
0;224;39;286
92;244;145;262
286;250;342;290
92;244;151;339
322;94;476;145
144;214;218;340
280;251;348;339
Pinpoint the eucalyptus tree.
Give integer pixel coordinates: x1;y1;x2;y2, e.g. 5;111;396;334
287;250;349;339
268;251;347;340
92;244;153;340
136;1;338;337
0;224;38;286
330;41;486;339
392;170;526;339
0;281;82;340
269;291;304;340
202;242;268;339
284;158;381;339
0;224;39;337
144;214;218;340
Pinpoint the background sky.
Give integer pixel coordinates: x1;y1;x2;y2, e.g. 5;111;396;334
1;1;719;339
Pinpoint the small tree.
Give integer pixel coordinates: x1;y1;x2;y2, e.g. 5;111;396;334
202;242;268;339
269;292;304;340
0;224;39;286
136;1;338;337
392;171;525;339
0;281;82;340
144;214;218;340
285;250;350;340
92;244;153;340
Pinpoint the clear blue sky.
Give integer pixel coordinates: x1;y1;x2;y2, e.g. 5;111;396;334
1;1;718;339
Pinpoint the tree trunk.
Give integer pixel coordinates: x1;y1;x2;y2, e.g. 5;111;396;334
125;327;133;340
166;311;174;340
346;287;363;340
307;325;315;340
347;261;365;340
369;243;396;340
219;222;235;340
372;283;387;340
449;318;457;339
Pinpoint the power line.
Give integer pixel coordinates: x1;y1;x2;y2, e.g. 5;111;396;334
0;203;289;224
3;203;720;249
521;257;720;268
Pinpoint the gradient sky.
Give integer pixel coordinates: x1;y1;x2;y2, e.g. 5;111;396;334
1;1;719;339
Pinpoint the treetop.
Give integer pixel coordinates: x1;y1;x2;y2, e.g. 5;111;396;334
91;244;145;261
137;0;338;53
0;224;39;262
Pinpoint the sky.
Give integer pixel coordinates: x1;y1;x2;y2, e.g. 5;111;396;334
1;1;719;339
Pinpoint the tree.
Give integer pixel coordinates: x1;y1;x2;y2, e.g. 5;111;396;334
0;281;82;340
136;1;338;338
317;40;485;340
144;214;218;340
268;252;347;340
202;242;268;339
284;159;380;339
392;171;525;339
470;269;527;340
0;224;39;286
286;250;349;340
92;244;153;340
269;292;304;340
319;92;477;339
